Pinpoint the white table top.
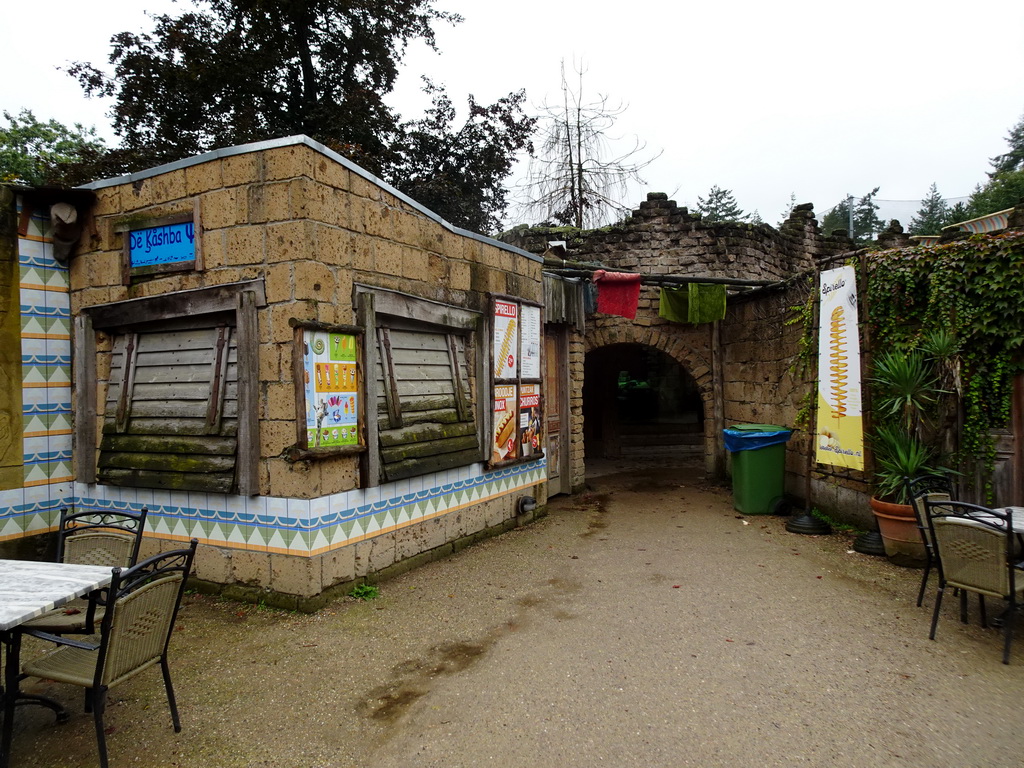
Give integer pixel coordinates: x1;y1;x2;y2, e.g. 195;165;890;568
0;559;113;632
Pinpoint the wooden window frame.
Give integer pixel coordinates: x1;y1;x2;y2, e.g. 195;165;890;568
75;280;264;495
355;286;485;487
288;319;367;461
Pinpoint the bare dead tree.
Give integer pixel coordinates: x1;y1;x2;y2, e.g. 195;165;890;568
518;60;660;229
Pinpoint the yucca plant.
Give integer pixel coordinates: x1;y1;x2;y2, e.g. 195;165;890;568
869;343;953;503
871;349;938;439
870;424;939;504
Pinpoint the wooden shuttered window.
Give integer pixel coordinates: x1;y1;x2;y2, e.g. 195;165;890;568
374;320;480;482
98;314;239;493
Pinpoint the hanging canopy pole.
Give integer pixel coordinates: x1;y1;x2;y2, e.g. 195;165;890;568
545;268;774;288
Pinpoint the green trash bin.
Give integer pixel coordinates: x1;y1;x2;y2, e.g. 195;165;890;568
723;424;792;515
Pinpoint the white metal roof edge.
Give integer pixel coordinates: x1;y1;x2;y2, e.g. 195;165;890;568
77;135;541;263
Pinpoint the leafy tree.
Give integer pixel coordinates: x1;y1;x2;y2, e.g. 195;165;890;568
0;110;109;187
391;81;535;234
67;0;533;231
908;183;949;235
695;185;745;223
519;60;659;229
820;188;884;243
69;0;458;174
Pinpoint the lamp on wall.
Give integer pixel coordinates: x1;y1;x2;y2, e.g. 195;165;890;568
50;202;81;264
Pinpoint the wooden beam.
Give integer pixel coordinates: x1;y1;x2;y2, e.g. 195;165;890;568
86;280;267;329
73;314;97;484
235;290;259;495
357;293;381;486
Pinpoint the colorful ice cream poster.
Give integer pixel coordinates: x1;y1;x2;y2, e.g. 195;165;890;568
518;383;542;459
304;330;360;448
493;300;518;379
815;265;864;469
492;385;518;463
519;304;541;379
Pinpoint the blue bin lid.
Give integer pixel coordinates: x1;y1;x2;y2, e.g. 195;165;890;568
723;424;792;452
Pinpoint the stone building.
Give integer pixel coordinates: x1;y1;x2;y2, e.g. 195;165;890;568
508;194;855;520
0;136;547;608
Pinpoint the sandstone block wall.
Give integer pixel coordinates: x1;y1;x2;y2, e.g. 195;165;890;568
75;142;543;501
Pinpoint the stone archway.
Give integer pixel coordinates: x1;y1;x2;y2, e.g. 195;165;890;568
584;318;716;473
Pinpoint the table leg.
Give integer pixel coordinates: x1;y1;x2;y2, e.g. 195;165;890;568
1;629;18;768
0;630;71;768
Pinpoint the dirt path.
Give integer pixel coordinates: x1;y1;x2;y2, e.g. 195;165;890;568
11;460;1024;767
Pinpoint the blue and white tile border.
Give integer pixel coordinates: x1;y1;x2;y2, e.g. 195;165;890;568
72;458;546;557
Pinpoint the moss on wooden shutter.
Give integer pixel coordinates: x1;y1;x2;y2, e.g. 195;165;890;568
98;320;239;493
375;326;480;481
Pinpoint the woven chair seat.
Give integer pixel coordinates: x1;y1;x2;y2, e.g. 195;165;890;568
23;636;103;688
20;598;105;633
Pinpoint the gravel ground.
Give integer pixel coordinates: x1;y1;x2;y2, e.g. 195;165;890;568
10;457;1024;767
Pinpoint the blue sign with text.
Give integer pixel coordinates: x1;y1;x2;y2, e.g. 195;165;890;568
129;222;195;267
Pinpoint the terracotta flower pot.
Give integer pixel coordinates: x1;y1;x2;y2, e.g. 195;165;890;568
869;496;926;567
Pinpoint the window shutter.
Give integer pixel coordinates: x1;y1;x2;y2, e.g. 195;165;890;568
98;322;239;493
375;326;480;481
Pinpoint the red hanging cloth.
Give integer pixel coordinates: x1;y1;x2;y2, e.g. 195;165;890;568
592;270;642;320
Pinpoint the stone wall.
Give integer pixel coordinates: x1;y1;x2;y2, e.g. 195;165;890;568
721;281;816;504
515;193;851;515
62;137;547;604
507;195;851;282
77;141;543;500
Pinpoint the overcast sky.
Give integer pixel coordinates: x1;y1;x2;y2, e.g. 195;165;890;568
4;0;1023;229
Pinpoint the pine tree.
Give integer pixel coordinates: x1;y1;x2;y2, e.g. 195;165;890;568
778;192;796;227
695;185;745;223
820;188;883;243
908;183;949;235
963;112;1024;219
989;112;1024;176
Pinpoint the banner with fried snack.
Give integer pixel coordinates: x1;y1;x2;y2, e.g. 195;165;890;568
493;300;518;379
815;265;864;469
492;385;519;463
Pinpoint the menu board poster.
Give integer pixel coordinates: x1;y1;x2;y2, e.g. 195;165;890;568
493;300;519;380
518;383;542;459
303;329;360;448
492;385;519;463
519;304;541;380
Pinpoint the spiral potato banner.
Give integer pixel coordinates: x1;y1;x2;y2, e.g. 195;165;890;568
815;266;864;469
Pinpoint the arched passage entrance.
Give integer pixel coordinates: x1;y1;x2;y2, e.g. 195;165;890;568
583;343;705;460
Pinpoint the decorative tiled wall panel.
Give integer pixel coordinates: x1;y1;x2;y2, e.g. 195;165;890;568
74;458;546;556
0;206;71;542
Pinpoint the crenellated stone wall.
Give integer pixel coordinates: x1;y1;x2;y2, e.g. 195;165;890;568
513;193;851;512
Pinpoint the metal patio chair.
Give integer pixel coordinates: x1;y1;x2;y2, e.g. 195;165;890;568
19;540;198;768
924;499;1024;664
22;506;148;635
905;475;952;607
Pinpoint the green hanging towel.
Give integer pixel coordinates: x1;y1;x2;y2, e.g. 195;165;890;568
687;283;726;324
658;286;689;322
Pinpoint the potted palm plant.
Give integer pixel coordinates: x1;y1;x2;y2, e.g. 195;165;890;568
868;336;955;565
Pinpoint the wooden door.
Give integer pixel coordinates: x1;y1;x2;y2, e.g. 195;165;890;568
544;328;569;496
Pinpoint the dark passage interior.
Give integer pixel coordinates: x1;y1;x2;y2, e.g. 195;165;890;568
583;343;704;459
